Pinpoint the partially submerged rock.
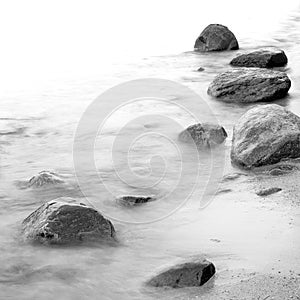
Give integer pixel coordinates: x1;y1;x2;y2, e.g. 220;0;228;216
147;258;215;288
116;195;155;207
231;104;300;168
230;47;288;68
256;187;282;196
208;68;291;103
27;171;64;188
194;24;239;51
22;199;115;244
179;123;227;147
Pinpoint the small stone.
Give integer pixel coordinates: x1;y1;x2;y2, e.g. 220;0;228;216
179;123;227;147
147;258;215;288
256;187;282;196
116;195;155;207
27;171;64;188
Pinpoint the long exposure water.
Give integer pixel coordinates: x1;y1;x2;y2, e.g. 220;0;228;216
0;1;300;299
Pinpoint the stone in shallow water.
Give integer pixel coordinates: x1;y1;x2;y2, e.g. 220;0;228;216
116;195;155;207
179;123;227;147
256;187;282;196
207;68;291;103
230;47;288;68
147;258;215;288
27;171;64;188
231;104;300;168
22;198;115;244
194;24;239;52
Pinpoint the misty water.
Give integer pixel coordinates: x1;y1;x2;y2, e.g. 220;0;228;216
0;1;300;299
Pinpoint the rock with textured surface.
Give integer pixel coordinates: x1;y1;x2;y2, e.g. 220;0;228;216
22;199;115;244
230;47;288;68
27;171;64;188
179;123;227;147
231;104;300;168
208;68;291;103
116;195;155;206
147;258;215;288
194;24;238;52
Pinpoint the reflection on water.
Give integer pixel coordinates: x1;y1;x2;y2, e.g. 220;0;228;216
0;3;300;300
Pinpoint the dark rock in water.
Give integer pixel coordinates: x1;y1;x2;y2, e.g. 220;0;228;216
208;68;291;103
116;195;155;207
22;198;115;244
256;187;282;196
27;171;64;188
194;24;239;52
179;123;227;147
231;104;300;168
230;47;288;68
197;67;205;72
147;258;215;288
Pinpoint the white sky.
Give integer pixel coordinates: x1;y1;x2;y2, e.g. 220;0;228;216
0;0;299;92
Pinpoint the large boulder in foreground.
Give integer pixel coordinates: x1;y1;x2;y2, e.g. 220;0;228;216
179;123;227;147
22;199;115;244
231;104;300;168
230;47;288;68
194;24;239;52
147;258;215;288
208;68;291;103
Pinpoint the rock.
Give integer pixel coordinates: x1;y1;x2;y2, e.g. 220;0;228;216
147;258;215;288
27;171;64;188
208;68;291;103
116;195;155;206
194;24;239;52
179;123;227;147
231;104;300;168
230;47;288;68
197;67;205;72
22;198;115;244
256;187;282;196
268;165;298;176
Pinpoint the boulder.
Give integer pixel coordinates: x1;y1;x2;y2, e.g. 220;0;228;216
230;47;288;68
147;258;215;288
231;104;300;168
179;123;227;147
207;68;291;103
27;171;64;188
116;195;155;207
194;24;239;52
22;198;115;244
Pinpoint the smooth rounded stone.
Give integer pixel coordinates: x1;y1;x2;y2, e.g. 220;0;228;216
146;258;215;288
256;187;282;196
116;195;155;207
207;68;291;103
230;47;288;68
231;104;300;168
22;198;115;244
194;24;239;52
179;123;227;147
197;67;205;72
27;171;64;188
